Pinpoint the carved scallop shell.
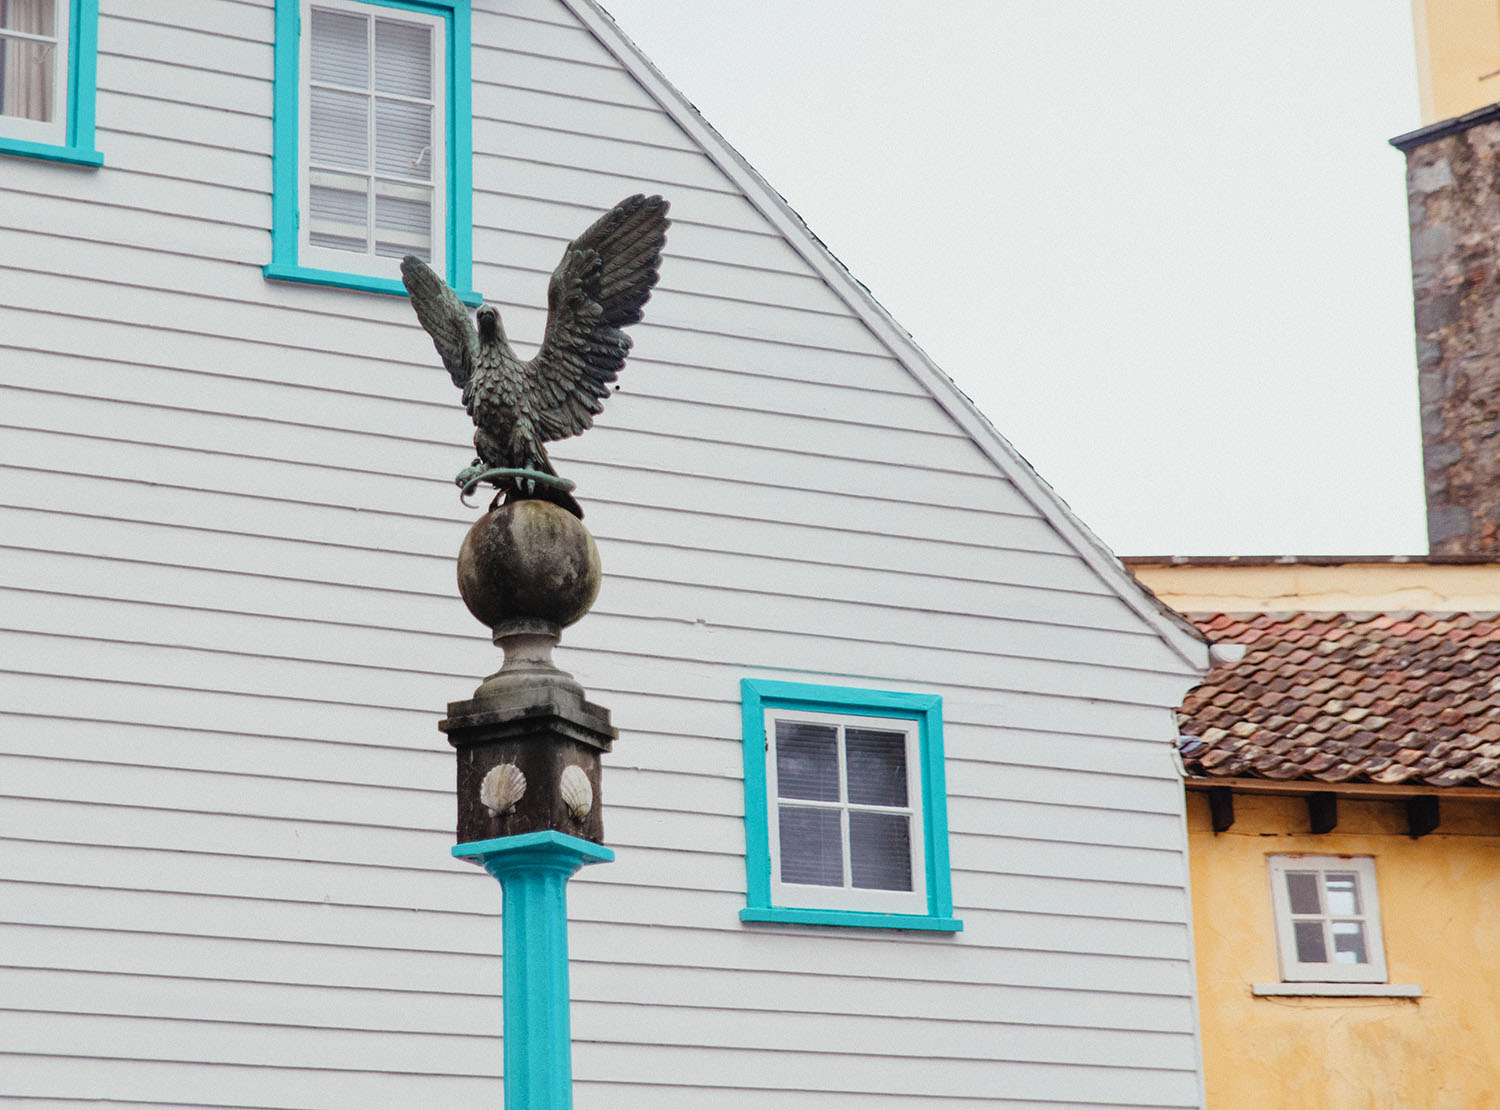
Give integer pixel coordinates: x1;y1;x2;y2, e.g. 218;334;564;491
479;763;526;816
559;764;593;822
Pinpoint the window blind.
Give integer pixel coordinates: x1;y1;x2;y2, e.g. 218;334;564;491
307;4;435;261
774;718;916;894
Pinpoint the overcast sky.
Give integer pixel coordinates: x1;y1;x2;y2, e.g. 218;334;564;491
598;1;1426;557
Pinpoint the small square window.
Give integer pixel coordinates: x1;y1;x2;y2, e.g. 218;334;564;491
740;679;961;932
1267;855;1387;983
0;0;103;166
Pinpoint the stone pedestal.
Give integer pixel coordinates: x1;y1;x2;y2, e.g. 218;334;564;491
444;500;615;843
443;678;614;844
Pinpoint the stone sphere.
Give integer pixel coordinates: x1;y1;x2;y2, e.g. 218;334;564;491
457;500;601;629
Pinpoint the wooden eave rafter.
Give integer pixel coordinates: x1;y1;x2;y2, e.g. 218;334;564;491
1186;776;1500;840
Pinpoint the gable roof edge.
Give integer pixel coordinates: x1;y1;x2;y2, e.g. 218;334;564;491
565;0;1209;673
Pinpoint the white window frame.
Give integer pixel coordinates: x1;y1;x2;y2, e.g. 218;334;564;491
0;0;71;147
297;0;447;280
1267;854;1388;984
764;708;929;916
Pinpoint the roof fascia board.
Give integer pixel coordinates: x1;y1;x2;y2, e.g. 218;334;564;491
1186;777;1500;800
562;0;1207;672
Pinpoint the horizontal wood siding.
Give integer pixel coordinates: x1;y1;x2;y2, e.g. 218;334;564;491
0;0;1204;1106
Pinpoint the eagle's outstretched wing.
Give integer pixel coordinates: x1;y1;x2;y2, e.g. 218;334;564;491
400;255;479;389
528;194;670;442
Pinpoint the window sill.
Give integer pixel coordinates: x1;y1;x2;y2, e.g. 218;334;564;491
0;136;103;167
1252;982;1422;998
741;906;963;932
264;262;481;306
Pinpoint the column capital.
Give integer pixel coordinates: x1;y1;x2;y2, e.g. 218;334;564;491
453;829;615;877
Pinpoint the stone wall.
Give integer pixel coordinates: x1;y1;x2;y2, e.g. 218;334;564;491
1399;110;1500;553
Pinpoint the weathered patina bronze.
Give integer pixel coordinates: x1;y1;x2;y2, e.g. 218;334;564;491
401;193;670;517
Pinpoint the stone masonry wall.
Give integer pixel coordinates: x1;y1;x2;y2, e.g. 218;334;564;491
1404;116;1500;553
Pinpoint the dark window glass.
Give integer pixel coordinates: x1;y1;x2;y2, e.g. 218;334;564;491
846;727;908;807
1285;872;1322;915
778;806;843;886
1293;920;1328;964
776;721;839;801
850;811;912;891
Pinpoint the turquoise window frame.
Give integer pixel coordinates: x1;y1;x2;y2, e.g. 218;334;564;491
740;679;962;932
263;0;479;304
0;0;103;167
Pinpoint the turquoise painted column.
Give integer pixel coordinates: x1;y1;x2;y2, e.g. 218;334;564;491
454;830;614;1108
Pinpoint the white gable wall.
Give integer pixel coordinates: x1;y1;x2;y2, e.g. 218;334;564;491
0;1;1206;1106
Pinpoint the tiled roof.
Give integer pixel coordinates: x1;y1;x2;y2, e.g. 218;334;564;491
1178;612;1500;788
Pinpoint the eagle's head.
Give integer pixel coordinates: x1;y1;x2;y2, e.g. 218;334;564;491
476;303;502;343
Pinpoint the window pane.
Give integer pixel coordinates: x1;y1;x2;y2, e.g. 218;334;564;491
1285;871;1322;915
375;188;431;258
1;0;54;34
1324;873;1361;917
775;721;839;801
846;727;908;807
310;8;368;87
0;35;55;122
375;18;431;98
375;98;432;179
850;811;912;891
1293;920;1328;964
1331;921;1369;964
309;174;369;252
310;87;369;169
778;806;843;887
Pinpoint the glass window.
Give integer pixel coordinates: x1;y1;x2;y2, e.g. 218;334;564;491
1267;855;1388;983
740;679;961;932
265;0;475;301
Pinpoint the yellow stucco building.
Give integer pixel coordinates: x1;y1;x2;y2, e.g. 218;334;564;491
1133;559;1500;1109
1413;0;1500;122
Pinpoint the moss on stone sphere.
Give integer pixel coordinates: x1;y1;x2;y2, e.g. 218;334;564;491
457;500;602;629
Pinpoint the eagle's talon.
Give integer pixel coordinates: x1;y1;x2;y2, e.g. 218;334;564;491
455;462;489;491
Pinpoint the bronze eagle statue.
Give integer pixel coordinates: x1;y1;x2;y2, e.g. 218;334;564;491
401;193;670;517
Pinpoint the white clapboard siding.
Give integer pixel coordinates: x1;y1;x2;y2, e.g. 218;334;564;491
481;120;735;197
0;189;271;262
0;434;1068;557
1;1053;497;1109
1;535;1155;657
572;1042;1200;1107
0;0;1209;1105
103;55;273;117
572;1092;1150;1110
0;611;1189;718
0;502;1099;628
2;919;1189;1027
111;2;276;45
2;522;1160;643
1;836;1194;972
107;5;274;51
0;569;1164;675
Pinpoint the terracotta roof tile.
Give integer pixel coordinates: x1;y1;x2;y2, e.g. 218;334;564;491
1178;611;1500;790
